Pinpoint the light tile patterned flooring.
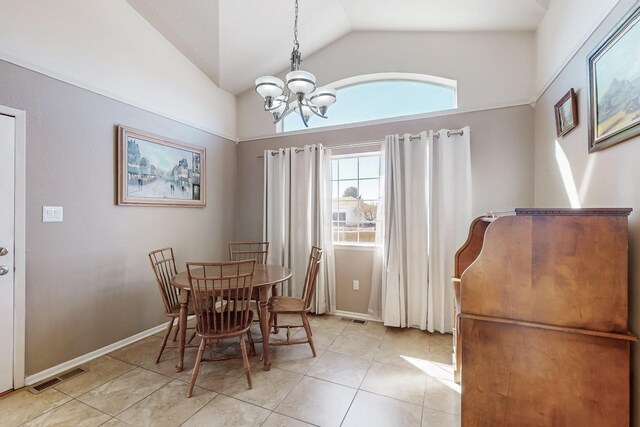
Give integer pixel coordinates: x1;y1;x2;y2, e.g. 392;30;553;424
0;314;461;426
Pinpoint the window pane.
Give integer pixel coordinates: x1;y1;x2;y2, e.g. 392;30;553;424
338;157;358;180
341;231;358;242
281;79;456;132
355;201;378;222
358;229;376;243
359;156;380;179
332;159;338;179
359;179;379;200
338;180;359;198
332;181;338;198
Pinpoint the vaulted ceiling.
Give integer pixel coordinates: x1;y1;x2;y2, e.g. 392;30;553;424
126;0;550;96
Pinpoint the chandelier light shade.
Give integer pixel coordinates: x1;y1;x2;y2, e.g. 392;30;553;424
254;0;336;127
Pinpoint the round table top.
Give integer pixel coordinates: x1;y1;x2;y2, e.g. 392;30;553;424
170;264;292;290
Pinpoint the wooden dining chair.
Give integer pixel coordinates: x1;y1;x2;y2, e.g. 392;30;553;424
148;247;196;364
228;242;269;264
229;242;270;322
267;246;323;357
186;259;257;397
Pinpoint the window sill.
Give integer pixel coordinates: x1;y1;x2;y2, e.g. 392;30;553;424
333;243;377;252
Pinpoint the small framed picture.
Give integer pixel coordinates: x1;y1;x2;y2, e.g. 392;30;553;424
117;126;205;207
554;88;578;137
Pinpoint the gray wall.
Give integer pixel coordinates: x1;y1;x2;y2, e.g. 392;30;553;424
532;0;640;422
235;105;535;313
0;60;236;375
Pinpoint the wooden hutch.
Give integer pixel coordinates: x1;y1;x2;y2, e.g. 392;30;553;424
452;208;636;426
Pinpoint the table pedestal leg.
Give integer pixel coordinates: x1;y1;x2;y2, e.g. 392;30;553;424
259;287;271;371
176;290;188;372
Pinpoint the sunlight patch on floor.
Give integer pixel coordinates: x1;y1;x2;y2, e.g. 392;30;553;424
401;355;461;394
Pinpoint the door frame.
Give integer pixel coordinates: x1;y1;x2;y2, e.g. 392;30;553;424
0;105;26;389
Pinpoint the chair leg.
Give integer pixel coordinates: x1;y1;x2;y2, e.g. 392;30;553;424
271;285;279;333
301;313;316;357
156;319;174;364
273;313;279;334
239;336;253;389
254;300;261;323
188;331;197;344
188;338;206;398
261;310;276;362
171;321;179;342
247;328;256;356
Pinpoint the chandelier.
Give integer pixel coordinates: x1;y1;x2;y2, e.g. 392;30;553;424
254;0;336;127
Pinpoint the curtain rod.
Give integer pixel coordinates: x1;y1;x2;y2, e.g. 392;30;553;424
255;128;465;158
327;128;465;151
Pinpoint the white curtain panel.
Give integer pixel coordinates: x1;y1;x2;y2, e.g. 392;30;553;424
263;148;291;292
374;128;471;332
263;144;336;314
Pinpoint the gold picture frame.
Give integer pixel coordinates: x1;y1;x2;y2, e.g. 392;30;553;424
117;126;205;207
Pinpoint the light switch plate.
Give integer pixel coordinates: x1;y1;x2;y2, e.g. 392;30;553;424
43;206;63;223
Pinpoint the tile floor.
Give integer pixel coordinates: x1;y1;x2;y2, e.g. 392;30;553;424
0;314;461;426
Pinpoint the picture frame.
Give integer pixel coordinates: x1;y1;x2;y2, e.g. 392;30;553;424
587;4;640;153
117;125;205;207
554;88;579;137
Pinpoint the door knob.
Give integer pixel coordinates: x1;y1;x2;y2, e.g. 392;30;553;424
0;247;7;256
0;266;9;276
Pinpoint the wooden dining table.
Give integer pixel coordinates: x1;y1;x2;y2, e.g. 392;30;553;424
170;264;292;372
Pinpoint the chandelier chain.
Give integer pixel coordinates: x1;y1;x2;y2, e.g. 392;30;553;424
293;0;299;50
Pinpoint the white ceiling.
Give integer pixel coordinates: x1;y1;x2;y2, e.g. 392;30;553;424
126;0;550;95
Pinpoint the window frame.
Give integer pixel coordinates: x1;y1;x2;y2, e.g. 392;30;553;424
331;151;382;247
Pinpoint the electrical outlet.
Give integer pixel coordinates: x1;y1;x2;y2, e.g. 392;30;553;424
353;280;360;290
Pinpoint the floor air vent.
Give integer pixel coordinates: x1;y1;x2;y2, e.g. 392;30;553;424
340;317;368;325
29;367;86;394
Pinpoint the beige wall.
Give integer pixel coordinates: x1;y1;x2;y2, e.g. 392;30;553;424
334;247;374;314
235;105;535;313
237;31;535;139
532;0;639;422
0;60;236;375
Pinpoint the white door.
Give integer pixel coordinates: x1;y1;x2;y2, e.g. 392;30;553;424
0;113;15;393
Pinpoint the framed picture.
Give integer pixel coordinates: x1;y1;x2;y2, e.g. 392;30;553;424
554;88;578;137
587;4;640;153
117;126;205;207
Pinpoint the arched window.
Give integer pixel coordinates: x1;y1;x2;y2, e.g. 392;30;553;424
279;73;457;133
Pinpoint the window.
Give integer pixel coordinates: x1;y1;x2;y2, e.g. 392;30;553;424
281;73;457;133
332;153;381;244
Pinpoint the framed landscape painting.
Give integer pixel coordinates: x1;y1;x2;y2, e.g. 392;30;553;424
117;126;205;207
587;4;640;153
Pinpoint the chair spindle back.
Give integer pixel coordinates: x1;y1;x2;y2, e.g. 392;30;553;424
229;242;269;264
302;246;323;311
187;260;256;337
149;247;180;315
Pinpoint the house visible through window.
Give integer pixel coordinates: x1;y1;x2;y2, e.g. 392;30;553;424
332;153;381;244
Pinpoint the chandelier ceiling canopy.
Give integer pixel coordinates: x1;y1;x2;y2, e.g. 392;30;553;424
255;0;337;128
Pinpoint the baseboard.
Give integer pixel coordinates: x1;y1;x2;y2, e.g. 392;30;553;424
24;320;175;386
332;310;381;323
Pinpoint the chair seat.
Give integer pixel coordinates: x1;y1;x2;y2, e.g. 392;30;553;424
268;296;306;314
